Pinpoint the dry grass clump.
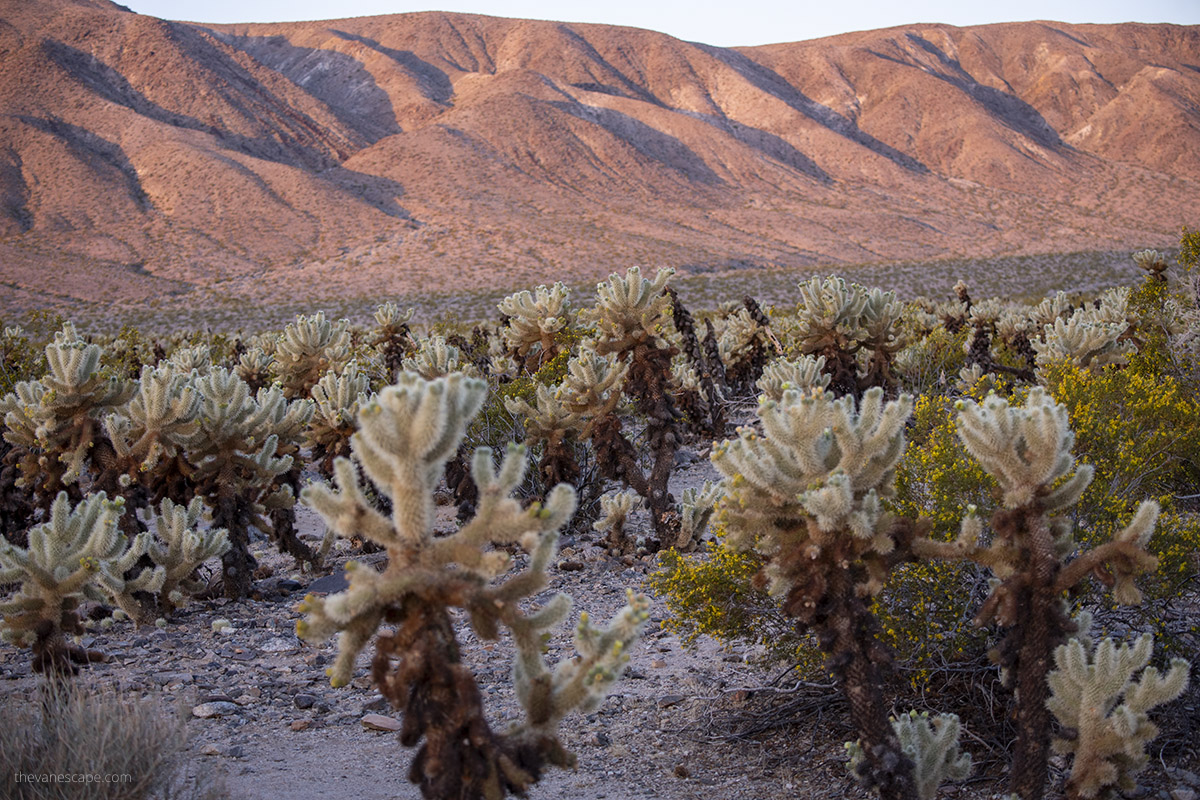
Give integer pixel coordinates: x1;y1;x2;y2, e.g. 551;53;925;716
0;684;229;800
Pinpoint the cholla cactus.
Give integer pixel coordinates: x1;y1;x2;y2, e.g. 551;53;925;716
674;480;721;551
713;386;918;799
1048;626;1190;800
272;312;351;399
1132;249;1169;281
499;282;572;371
96;363;202;509
578;267;683;545
370;302;414;378
165;344;211;374
666;287;725;435
0;324;132;500
307;362;371;478
1030;291;1074;329
592;490;643;551
1033;309;1135;375
583;266;674;353
298;372;648;799
187;368;297;598
235;346;275;392
717;304;773;394
403;334;467;379
143;497;229;611
0;492;163;675
857;288;906;390
756;355;830;401
916;389;1162;800
847;711;972;800
793;277;902;395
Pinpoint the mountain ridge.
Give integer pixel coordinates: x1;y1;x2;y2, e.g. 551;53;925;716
1;0;1198;313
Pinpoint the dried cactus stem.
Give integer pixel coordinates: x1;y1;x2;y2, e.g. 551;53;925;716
666;287;725;435
1001;506;1071;800
373;595;568;800
31;616;107;678
810;554;918;800
216;493;257;599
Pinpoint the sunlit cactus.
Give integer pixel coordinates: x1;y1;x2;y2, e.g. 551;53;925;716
582;266;674;353
272;311;351;399
1132;248;1169;281
370;302;415;378
592;489;643;551
499;282;572;371
0;491;163;676
298;372;648;799
713;386;919;799
307;362;372;478
793;276;871;395
673;480;721;551
403;334;469;379
1033;310;1135;375
235;346;275;393
1048;622;1189;800
165;344;212;375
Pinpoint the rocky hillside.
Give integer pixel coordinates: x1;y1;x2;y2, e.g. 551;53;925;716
1;0;1198;312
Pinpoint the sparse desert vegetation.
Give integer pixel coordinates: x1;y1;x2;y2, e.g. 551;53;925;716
2;238;1197;799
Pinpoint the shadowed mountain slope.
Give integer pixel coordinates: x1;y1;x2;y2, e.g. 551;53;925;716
1;0;1197;312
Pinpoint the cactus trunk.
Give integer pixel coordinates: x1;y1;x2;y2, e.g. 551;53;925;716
817;563;918;800
1008;509;1066;800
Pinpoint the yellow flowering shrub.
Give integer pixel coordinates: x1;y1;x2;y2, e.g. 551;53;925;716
1038;360;1200;599
648;530;821;672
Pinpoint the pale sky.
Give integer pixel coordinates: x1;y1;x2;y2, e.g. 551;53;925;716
122;0;1199;48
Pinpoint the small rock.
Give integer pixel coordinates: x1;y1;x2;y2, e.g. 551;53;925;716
199;693;235;704
1173;772;1200;790
277;579;303;592
592;732;611;747
227;745;245;759
307;573;349;594
233;694;255;706
153;672;193;686
294;693;317;709
192;702;240;719
674;448;700;466
361;695;389;713
673;764;691;779
200;744;220;756
658;695;685;708
557;560;584;571
650;659;667;669
262;637;300;653
290;720;311;732
1171;790;1197;800
362;714;402;732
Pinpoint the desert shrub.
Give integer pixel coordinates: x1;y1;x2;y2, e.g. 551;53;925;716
649;529;816;670
1038;361;1200;601
0;684;228;800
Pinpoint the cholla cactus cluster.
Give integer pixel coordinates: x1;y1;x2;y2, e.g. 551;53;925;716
755;355;829;401
498;282;572;371
272;311;351;399
306;361;372;477
847;711;972;800
713;386;919;799
793;277;905;395
1;323;132;500
0;492;163;675
298;372;648;799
